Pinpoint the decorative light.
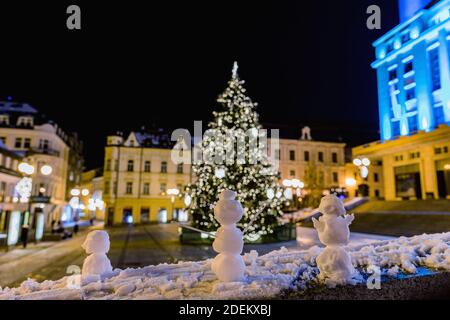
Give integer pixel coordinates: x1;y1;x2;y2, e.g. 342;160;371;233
360;166;369;179
184;194;192;207
81;188;89;196
39;187;46;193
15;177;32;202
282;179;292;187
167;188;180;196
345;178;357;187
444;164;450;170
361;158;371;167
18;162;35;175
69;196;80;209
40;165;52;176
266;188;275;199
214;167;225;179
70;188;80;196
283;188;293;200
353;158;362;166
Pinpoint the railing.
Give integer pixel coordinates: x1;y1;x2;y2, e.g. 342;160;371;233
27;147;60;157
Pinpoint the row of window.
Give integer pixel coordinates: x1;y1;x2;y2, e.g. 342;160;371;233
0;136;51;150
290;169;340;184
104;181;183;196
106;159;184;174
0;115;34;127
279;150;339;163
0;153;18;171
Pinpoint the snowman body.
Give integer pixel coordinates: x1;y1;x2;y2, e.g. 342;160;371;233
211;190;245;282
81;230;113;276
312;195;356;286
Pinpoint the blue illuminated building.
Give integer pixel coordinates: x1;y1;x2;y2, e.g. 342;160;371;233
372;0;450;141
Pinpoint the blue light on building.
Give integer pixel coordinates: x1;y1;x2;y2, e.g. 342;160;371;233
372;0;450;141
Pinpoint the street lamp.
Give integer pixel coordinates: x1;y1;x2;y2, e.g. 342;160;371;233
353;156;371;179
282;178;304;208
167;188;180;221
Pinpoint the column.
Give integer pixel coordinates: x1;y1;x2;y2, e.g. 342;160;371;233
376;65;393;141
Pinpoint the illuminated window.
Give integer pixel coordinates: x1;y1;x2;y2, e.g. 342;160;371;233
434;105;445;125
406;88;415;101
160;183;166;193
0;115;9;125
407;115;418;132
404;61;413;74
290;170;295;177
429;48;441;91
17;116;33;127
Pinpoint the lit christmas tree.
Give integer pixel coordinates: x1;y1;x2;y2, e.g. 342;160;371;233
186;62;284;241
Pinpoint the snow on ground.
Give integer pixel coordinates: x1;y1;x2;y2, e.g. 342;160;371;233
1;232;450;300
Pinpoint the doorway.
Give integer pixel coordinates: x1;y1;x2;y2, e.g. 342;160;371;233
122;208;133;224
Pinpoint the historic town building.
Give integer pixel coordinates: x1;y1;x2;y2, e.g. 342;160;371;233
0;99;84;230
352;0;450;200
103;129;190;225
272;126;347;195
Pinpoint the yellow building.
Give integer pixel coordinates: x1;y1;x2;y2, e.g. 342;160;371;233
103;130;191;225
353;125;450;200
271;127;347;192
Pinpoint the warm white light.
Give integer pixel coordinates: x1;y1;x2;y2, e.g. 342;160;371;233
39;187;46;193
81;188;89;196
353;158;362;167
184;194;192;207
40;165;52;176
444;164;450;170
18;162;35;175
282;179;292;187
361;158;371;167
345;178;357;187
70;188;80;196
360;166;369;178
214;168;225;179
167;188;180;196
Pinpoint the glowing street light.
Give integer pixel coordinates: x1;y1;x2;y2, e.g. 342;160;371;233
40;164;53;176
345;178;357;187
70;188;81;196
18;162;35;175
81;188;90;196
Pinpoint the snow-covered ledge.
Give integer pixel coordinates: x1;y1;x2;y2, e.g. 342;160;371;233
1;232;450;300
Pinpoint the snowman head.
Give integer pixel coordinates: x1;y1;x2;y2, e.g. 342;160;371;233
82;230;110;254
214;190;243;225
319;194;346;217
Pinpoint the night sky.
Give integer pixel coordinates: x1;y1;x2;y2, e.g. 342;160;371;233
0;1;399;169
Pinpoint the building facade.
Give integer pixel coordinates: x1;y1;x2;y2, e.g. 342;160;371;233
272;127;347;196
0;100;84;228
103;129;191;225
353;0;450;200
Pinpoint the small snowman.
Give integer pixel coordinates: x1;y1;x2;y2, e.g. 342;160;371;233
312;194;357;286
81;230;113;276
211;190;245;282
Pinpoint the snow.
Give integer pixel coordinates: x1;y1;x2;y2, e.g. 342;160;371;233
0;232;450;300
81;230;112;276
312;195;358;286
211;190;245;282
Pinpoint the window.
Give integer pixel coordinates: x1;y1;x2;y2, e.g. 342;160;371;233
0;137;6;144
161;161;167;173
429;48;441;91
318;171;324;185
143;183;150;195
177;163;183;174
410;152;420;159
435;106;445;125
374;173;379;182
375;189;380;198
144;161;151;172
318;152;324;162
104;181;110;194
289;150;296;161
391;120;400;137
389;69;397;81
126;182;133;194
17;116;33;127
394;155;404;161
39;139;49;150
332;172;338;183
290;170;295;177
160;183;166;193
106;159;111;171
407;115;418;133
444;146;449;153
404;61;413;74
0;115;9;125
177;183;183;191
332;152;338;163
304;151;310;162
15;137;22;148
24;138;31;148
127;160;134;172
406;88;415;101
